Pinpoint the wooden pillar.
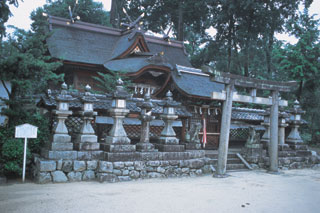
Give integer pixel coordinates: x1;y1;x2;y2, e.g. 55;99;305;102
269;90;279;173
216;83;234;176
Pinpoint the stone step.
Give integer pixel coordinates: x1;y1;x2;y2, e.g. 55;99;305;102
205;153;238;159
227;158;242;164
227;164;247;170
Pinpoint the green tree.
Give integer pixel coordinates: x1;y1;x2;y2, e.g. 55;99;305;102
276;9;320;143
0;0;21;39
43;0;111;27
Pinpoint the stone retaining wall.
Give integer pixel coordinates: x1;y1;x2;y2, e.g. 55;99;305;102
33;157;214;184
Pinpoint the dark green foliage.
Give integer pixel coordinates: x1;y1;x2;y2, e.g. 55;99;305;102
92;70;131;93
0;0;21;39
43;0;111;27
1;138;31;176
0;112;51;176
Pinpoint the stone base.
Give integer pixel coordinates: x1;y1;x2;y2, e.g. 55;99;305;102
74;142;100;151
246;144;263;149
52;134;71;143
241;146;264;158
288;144;308;150
104;152;141;162
77;151;104;160
286;139;304;144
76;135;98;143
48;142;73;151
100;144;136;152
183;143;201;150
278;144;291;151
136;143;157;152
105;136;131;144
260;139;269;149
155;144;185;152
41;149;78;160
157;136;179;145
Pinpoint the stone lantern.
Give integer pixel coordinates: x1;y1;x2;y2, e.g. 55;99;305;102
286;100;305;145
278;109;289;149
101;78;136;153
74;84;99;151
136;93;157;152
260;108;270;149
50;82;74;151
156;91;185;152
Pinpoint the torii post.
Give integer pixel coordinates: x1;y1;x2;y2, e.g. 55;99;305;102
207;69;297;176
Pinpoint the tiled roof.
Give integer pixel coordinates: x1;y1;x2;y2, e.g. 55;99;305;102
231;107;265;121
172;65;225;98
47;16;190;67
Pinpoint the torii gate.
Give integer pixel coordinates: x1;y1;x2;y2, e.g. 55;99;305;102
206;68;297;176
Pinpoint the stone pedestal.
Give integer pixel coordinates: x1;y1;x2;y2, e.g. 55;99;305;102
45;83;77;159
136;93;157;152
156;91;184;152
260;108;270;149
74;85;100;151
286;100;306;148
100;79;135;153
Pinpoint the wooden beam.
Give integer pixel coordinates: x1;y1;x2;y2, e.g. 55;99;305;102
212;91;288;106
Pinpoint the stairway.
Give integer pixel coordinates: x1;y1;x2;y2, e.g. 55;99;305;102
205;150;249;171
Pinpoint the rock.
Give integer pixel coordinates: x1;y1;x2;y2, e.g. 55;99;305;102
98;173;119;183
83;170;96;181
189;159;205;169
52;171;68;183
174;168;182;175
129;170;140;179
118;176;131;182
134;161;145;171
38;160;57;172
312;164;320;170
99;161;113;173
179;160;190;167
189;172;197;177
35;172;52;184
147;161;160;167
202;165;211;173
113;169;122;176
156;167;166;174
122;170;129;176
250;164;259;170
67;172;82;182
146;166;156;172
182;168;190;173
87;161;98;170
125;162;134;167
165;167;174;176
160;161;170;166
169;160;179;166
147;172;163;178
195;169;202;175
128;166;135;170
140;170;148;178
62;160;73;173
56;160;63;170
113;162;125;169
74;161;86;172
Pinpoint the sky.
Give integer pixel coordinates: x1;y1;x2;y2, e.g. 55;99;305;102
5;0;320;44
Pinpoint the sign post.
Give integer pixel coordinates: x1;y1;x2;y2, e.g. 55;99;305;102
15;123;38;183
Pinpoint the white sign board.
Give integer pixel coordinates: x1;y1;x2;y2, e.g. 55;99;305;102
15;123;38;183
15;123;38;138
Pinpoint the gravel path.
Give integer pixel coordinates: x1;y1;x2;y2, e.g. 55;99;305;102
1;169;320;213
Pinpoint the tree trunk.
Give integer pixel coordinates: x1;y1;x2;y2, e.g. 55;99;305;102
177;2;184;41
227;17;234;73
110;0;123;28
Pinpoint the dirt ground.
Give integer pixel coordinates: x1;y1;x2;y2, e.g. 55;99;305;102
1;169;320;213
